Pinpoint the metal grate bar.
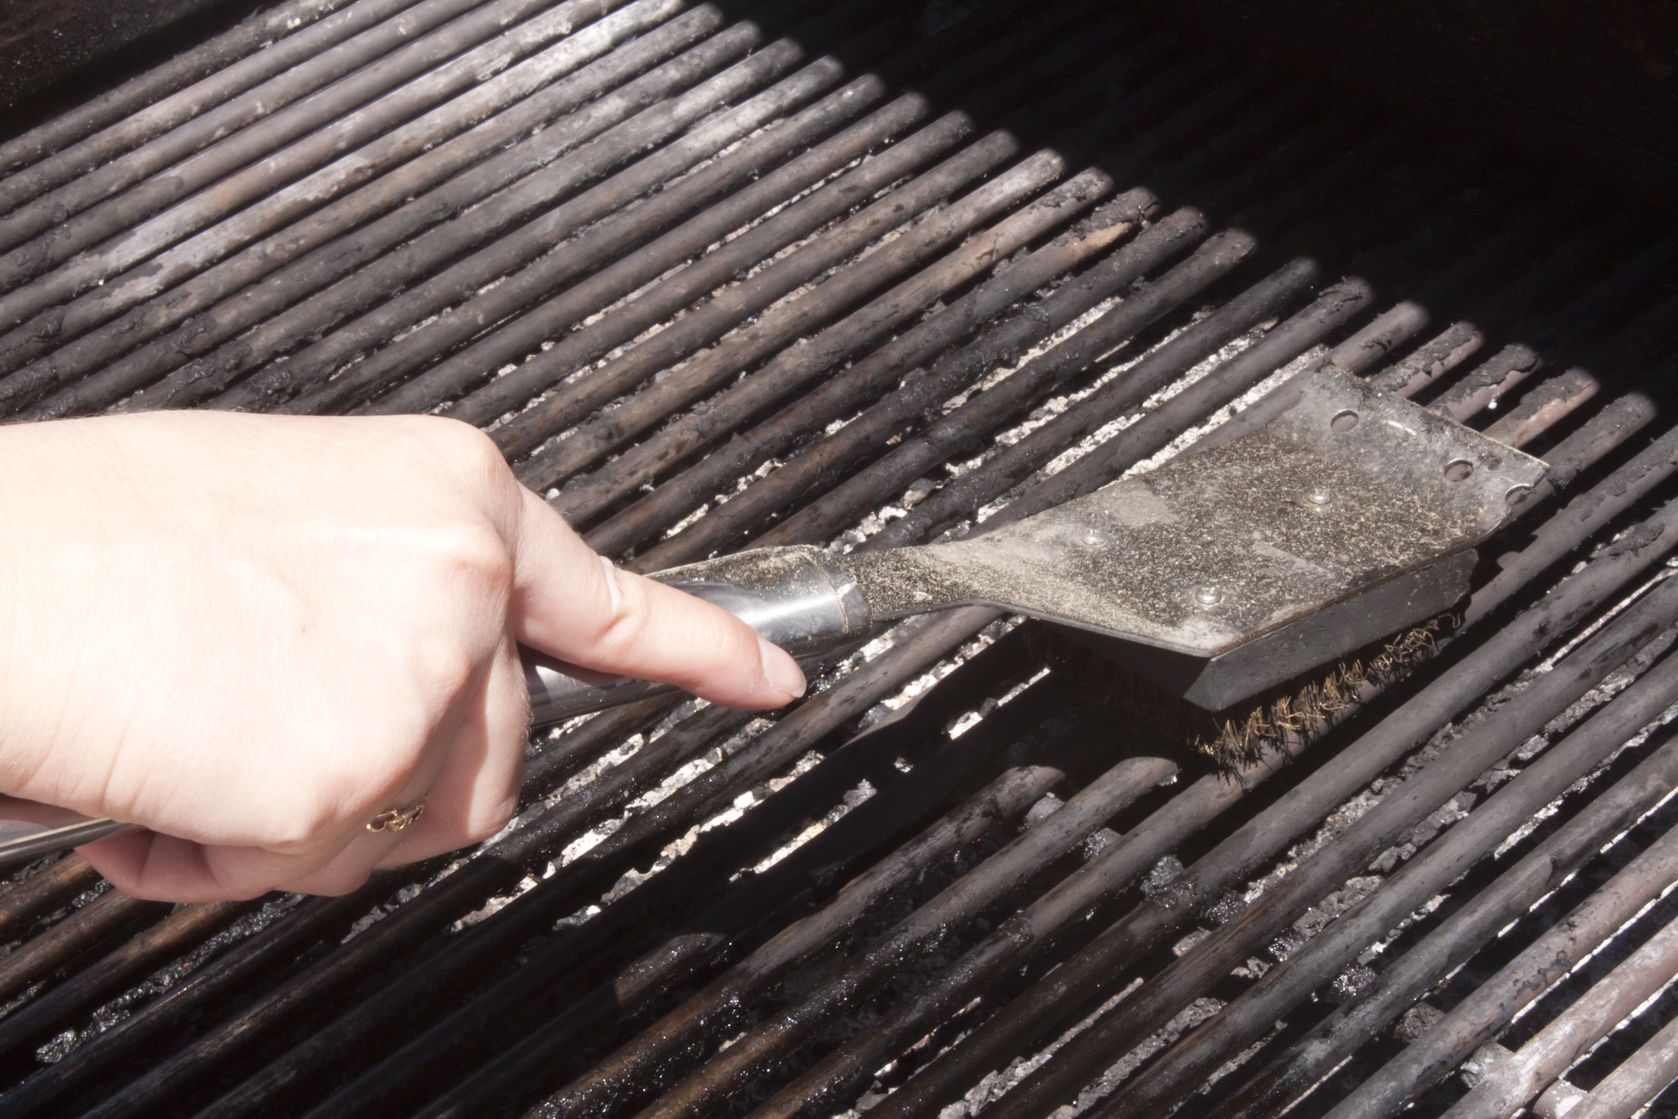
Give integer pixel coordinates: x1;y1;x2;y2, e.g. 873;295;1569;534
0;0;690;381
0;0;411;206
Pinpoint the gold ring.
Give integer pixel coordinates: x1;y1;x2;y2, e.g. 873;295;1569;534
366;799;426;833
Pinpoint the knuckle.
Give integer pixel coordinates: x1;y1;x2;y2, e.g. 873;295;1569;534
403;626;481;699
385;415;522;529
422;519;515;591
246;768;336;847
405;413;493;453
264;797;337;850
417;416;515;488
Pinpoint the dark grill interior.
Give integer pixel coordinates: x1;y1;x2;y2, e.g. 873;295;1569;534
2;1;1678;1116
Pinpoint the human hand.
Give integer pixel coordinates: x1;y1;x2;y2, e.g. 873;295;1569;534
0;412;804;902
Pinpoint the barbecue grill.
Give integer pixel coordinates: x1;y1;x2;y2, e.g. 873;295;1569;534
2;2;1677;1116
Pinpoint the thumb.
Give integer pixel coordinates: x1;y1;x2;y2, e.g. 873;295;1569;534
509;489;805;709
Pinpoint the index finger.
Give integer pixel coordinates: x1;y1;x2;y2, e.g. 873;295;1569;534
508;489;805;709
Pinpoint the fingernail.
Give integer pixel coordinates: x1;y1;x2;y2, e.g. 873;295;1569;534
758;637;807;701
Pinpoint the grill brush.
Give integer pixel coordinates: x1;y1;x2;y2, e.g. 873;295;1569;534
0;366;1544;864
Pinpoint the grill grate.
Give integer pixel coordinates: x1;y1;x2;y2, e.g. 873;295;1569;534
1;1;1678;1117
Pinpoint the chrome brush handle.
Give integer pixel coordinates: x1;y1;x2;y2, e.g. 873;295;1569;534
526;546;869;723
0;807;142;863
0;547;869;870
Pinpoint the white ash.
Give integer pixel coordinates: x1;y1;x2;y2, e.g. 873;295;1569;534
549;903;602;935
1268;932;1307;964
587;207;1154;556
1497;702;1678;863
1140;854;1185;902
748;773;874;879
1081;825;1121;861
854;621;1012;724
936;669;1052;743
660;454;784;541
442;702;751;932
641;169;918;379
624;717;777;819
467;697;839;931
1199;1021;1298;1104
662;497;714;538
0;874;112;962
1058;996;1225;1117
595;771;827;910
944;708;986;739
1037;324;1224;471
1131;344;1293;472
1200;889;1248;926
920;291;1136;433
874;943;1158;1117
834;478;948;548
1166;923;1214;959
715;157;874;253
1291;876;1384;941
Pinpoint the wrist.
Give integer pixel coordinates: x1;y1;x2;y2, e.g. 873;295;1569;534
0;421;82;801
0;427;33;796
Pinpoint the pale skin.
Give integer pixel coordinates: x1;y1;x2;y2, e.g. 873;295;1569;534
0;412;806;904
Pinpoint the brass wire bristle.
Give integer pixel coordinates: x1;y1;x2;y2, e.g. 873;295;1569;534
1189;618;1446;768
1032;616;1452;772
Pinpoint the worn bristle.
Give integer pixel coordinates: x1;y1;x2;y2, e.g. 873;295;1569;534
1029;616;1453;772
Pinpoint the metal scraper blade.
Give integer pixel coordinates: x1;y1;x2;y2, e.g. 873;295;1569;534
844;365;1547;709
